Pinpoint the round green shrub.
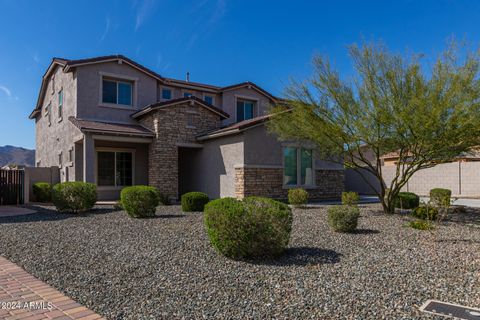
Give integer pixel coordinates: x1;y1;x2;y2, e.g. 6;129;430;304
204;196;293;260
32;182;52;202
411;205;438;220
121;186;160;218
52;182;97;213
394;192;419;209
181;192;209;212
327;205;360;233
342;191;360;206
288;188;308;206
429;188;451;207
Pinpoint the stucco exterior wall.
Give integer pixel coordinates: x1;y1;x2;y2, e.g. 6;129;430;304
35;65;80;182
186;134;245;198
138;103;222;199
75;61;158;124
243;125;344;170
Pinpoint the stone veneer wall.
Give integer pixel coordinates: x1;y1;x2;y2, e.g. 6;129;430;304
137;103;221;199
235;166;344;200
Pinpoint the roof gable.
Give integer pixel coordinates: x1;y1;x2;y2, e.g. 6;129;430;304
131;96;230;119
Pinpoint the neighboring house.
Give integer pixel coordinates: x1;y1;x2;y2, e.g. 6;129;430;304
29;55;344;201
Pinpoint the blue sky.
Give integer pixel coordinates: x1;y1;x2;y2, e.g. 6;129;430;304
1;0;480;149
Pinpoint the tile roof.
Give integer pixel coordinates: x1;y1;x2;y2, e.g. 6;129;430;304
197;114;273;141
69;117;154;137
131;96;230;119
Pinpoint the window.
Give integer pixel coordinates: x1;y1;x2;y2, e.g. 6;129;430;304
236;100;255;122
183;92;193;98
58;89;63;119
204;95;214;105
162;88;172;100
97;151;133;187
283;147;314;186
102;79;133;106
68;147;73;162
58;151;63;167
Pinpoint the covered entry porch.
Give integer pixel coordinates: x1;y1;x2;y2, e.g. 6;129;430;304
70;118;153;200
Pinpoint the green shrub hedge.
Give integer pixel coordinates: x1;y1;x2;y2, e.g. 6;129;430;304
32;182;52;202
342;191;360;206
430;188;452;207
181;192;209;212
411;205;438;220
327;205;360;233
121;186;160;218
52;182;96;213
288;188;308;206
394;192;419;209
204;196;293;260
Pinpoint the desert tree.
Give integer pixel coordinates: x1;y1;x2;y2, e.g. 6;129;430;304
268;42;480;214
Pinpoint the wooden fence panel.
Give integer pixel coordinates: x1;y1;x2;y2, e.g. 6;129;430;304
0;170;24;205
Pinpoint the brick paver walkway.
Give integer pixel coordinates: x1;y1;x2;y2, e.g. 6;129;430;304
0;256;104;320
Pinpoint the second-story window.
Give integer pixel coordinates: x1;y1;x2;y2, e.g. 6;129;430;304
204;95;214;105
183;92;193;98
162;88;172;100
236;99;255;122
58;89;63;119
102;78;133;106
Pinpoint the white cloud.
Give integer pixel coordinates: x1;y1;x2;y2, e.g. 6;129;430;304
134;0;157;31
209;0;226;25
0;85;12;98
100;16;111;42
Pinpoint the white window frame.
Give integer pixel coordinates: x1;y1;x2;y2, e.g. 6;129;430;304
203;94;215;105
98;72;138;109
234;95;259;122
282;145;316;189
160;87;173;101
95;147;136;190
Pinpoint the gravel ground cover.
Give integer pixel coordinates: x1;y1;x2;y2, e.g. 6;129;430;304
0;204;478;319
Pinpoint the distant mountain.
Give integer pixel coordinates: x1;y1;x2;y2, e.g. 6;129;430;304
0;145;35;167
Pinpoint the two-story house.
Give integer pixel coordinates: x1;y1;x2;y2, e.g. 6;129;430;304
29;55;344;201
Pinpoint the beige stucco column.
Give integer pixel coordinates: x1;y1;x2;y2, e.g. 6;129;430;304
83;133;95;183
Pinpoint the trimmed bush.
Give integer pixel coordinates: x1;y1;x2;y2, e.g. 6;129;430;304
408;219;434;230
394;192;419;209
52;182;96;213
342;191;360;206
327;205;360;233
411;205;438;220
181;192;209;212
288;188;308;206
204;196;293;260
430;188;452;207
121;186;160;218
32;182;52;202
